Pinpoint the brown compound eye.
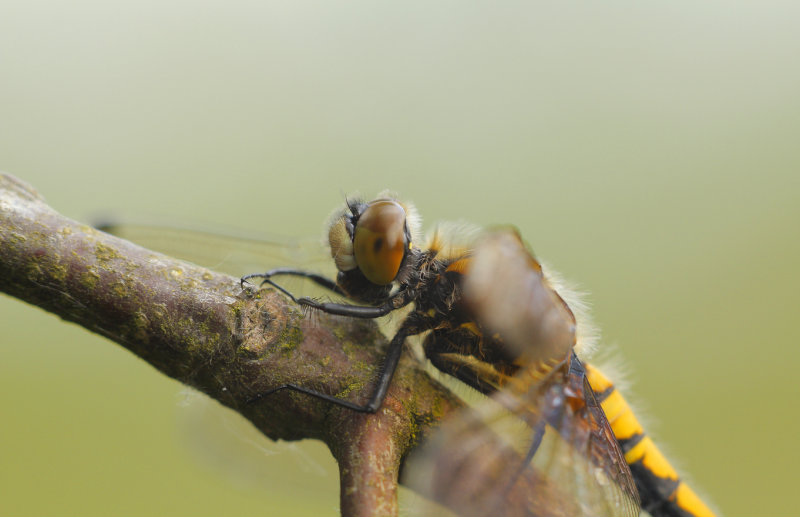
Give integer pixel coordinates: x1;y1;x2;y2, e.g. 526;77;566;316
353;200;408;285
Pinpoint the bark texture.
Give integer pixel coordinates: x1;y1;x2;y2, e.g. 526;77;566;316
0;173;551;516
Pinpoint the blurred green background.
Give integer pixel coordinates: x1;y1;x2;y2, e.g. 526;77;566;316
2;2;798;516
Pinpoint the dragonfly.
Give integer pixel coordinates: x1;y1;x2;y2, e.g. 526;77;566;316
101;196;716;516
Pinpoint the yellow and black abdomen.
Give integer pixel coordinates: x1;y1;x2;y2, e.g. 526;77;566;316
585;364;716;517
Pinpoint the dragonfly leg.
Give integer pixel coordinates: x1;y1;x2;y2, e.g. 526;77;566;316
248;327;411;413
241;268;344;295
294;295;402;318
523;421;546;465
426;346;548;470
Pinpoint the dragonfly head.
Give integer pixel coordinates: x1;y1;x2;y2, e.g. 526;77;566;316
328;196;420;286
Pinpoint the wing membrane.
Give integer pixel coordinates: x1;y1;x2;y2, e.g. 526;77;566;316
98;222;330;274
406;231;639;516
409;357;639;517
97;222;336;298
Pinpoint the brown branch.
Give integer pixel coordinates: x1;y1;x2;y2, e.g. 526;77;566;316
0;173;555;516
0;173;458;515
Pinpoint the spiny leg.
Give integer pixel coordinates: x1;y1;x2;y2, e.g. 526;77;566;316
426;350;547;480
248;327;412;413
241;267;344;295
242;268;411;318
244;268;424;411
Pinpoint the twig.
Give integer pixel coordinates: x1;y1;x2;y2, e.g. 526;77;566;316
0;173;465;516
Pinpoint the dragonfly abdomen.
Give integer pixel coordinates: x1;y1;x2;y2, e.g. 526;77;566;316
585;363;716;517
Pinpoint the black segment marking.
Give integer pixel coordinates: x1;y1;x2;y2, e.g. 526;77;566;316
617;431;645;454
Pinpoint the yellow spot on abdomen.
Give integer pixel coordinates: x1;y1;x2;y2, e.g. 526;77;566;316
673;483;717;517
625;436;679;480
600;390;643;441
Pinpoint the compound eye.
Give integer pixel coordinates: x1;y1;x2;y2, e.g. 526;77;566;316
353;200;407;285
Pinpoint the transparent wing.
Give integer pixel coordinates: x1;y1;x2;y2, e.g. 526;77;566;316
405;231;639;517
408;362;639;516
97;221;336;297
97;221;343;503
